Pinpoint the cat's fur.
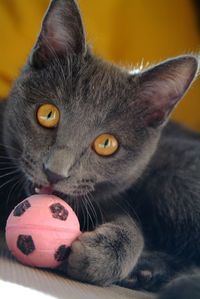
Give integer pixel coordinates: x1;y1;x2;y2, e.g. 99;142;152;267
1;0;200;298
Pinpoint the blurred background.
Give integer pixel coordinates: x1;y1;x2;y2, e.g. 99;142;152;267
0;0;200;130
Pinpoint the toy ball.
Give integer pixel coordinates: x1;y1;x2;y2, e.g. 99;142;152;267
6;194;81;269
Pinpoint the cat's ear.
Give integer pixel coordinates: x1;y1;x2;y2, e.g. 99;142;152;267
134;56;199;127
30;0;86;68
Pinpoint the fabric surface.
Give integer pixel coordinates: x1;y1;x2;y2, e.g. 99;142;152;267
0;281;55;299
0;0;200;129
0;233;155;299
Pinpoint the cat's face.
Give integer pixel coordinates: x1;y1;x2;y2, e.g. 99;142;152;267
3;0;198;204
4;55;156;201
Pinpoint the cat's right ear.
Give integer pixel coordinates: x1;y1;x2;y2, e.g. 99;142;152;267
29;0;86;68
132;55;199;128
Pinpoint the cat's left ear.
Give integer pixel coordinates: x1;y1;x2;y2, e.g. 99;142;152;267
133;55;199;127
30;0;86;68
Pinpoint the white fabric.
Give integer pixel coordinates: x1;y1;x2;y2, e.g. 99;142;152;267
0;280;55;299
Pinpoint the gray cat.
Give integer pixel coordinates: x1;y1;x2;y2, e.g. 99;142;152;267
1;1;200;298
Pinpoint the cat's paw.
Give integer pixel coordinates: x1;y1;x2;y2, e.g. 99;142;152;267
118;251;176;292
66;230;119;285
65;223;136;286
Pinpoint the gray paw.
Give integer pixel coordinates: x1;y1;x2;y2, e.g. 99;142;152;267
65;223;138;286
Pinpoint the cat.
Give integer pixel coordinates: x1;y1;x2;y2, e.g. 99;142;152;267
1;0;200;298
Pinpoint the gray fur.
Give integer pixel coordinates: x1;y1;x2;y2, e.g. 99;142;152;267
1;1;200;298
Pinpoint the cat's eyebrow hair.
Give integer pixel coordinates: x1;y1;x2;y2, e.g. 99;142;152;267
25;95;59;105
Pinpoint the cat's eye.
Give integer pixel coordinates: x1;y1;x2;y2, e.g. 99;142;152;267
37;104;60;128
93;134;119;157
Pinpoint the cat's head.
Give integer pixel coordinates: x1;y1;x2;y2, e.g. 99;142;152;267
4;0;199;204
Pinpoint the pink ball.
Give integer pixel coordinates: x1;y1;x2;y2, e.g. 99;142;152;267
6;195;81;268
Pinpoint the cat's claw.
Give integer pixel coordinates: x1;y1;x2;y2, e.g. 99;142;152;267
118;251;177;292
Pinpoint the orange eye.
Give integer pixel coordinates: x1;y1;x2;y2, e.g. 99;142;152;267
37;104;60;128
93;134;119;157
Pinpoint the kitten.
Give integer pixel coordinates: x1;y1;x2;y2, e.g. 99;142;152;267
1;0;200;298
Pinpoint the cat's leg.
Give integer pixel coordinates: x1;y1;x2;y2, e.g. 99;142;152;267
59;215;144;286
158;270;200;299
118;251;181;292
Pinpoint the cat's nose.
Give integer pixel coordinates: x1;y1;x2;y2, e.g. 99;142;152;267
43;165;67;184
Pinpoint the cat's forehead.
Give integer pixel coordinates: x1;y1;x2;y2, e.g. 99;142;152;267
26;55;133;115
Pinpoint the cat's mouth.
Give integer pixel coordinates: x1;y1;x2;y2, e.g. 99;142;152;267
32;184;72;203
34;185;54;195
34;185;69;202
32;184;93;201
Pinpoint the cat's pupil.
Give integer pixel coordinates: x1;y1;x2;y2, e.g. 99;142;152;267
104;139;110;148
47;111;52;119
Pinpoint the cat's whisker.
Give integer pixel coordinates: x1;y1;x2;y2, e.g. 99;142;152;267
0;142;21;154
0;164;19;170
5;175;24;207
0;169;21;180
85;199;90;232
73;194;79;225
0;161;18;165
83;194;95;231
79;196;87;232
14;177;27;203
0;166;19;172
0;155;20;161
0;175;21;193
87;190;105;225
85;191;98;228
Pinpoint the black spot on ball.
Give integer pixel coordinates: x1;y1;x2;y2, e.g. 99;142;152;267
17;235;35;255
55;245;71;262
13;200;31;217
50;203;68;221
